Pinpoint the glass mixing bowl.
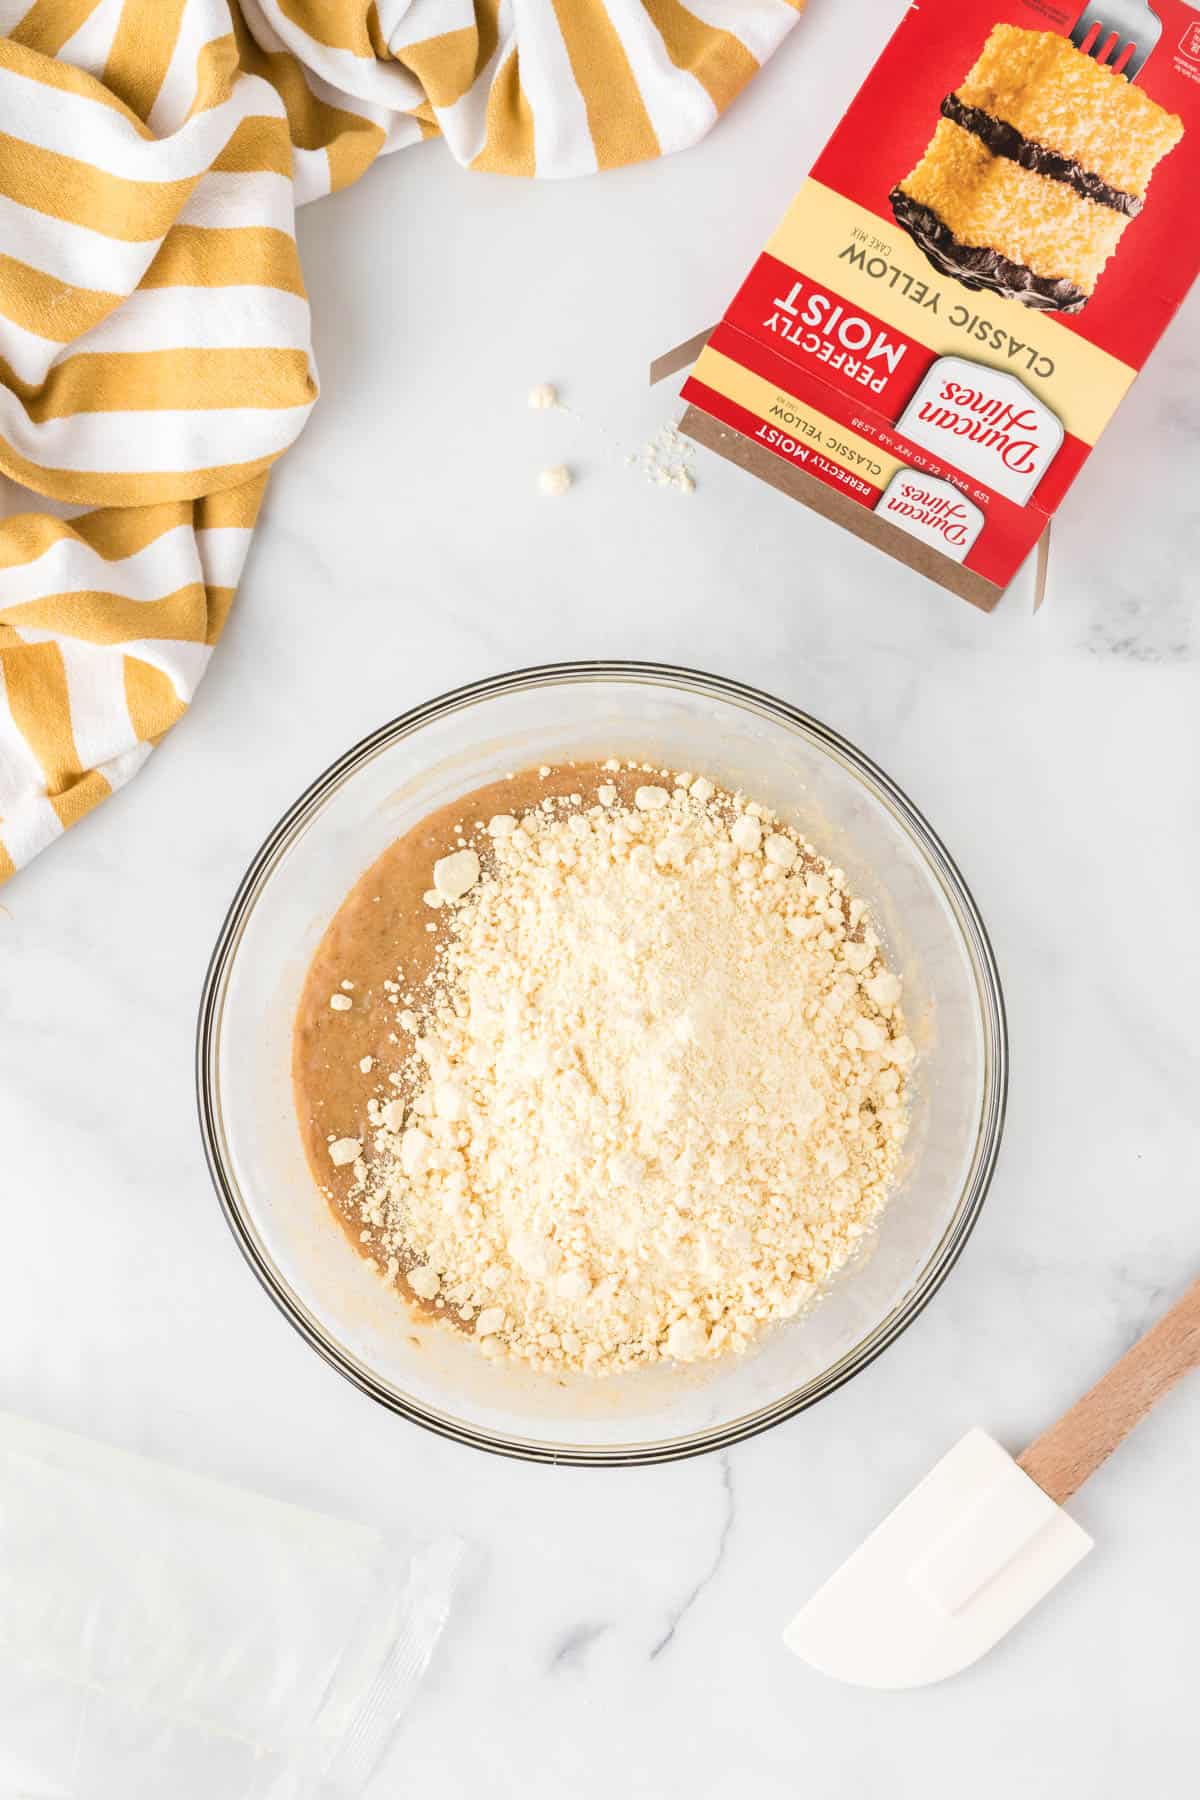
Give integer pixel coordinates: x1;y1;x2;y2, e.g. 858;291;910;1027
197;663;1006;1465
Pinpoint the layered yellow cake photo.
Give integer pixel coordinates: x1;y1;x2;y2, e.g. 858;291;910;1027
891;25;1185;311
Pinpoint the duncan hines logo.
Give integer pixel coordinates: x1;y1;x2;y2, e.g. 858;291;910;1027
897;357;1064;505
875;471;984;565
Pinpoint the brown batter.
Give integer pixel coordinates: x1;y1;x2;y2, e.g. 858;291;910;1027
293;760;652;1309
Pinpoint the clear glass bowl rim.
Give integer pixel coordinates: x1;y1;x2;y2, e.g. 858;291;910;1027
197;660;1008;1466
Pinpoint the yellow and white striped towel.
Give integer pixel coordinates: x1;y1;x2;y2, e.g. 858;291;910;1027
0;0;804;882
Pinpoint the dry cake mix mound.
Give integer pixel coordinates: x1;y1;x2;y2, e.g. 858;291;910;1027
313;766;913;1376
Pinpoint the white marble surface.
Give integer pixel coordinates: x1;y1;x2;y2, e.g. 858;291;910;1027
3;2;1200;1793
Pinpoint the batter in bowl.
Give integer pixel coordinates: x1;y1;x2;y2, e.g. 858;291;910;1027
293;761;913;1375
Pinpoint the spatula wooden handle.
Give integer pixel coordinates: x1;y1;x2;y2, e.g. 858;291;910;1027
1017;1277;1200;1505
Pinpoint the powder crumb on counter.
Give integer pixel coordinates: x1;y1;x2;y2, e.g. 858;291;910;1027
527;382;558;410
537;464;572;497
329;992;352;1011
637;420;698;495
345;768;911;1379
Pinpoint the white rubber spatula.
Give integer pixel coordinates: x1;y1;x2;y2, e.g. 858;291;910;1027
785;1275;1200;1688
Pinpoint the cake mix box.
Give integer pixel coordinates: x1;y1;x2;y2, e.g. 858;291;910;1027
675;0;1200;609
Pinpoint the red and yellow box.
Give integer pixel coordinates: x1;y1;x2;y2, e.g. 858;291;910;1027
678;0;1200;609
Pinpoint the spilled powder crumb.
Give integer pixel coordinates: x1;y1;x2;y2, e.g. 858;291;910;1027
525;373;697;497
537;464;572;497
635;421;698;494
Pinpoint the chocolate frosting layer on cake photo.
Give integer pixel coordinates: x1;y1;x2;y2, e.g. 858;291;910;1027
937;92;1143;218
888;188;1089;313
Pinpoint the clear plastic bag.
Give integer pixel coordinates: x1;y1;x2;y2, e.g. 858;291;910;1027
0;1411;465;1798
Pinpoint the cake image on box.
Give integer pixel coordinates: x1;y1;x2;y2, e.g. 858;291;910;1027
890;25;1184;312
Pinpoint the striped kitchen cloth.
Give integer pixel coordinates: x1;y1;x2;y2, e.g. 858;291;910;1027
0;0;804;882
